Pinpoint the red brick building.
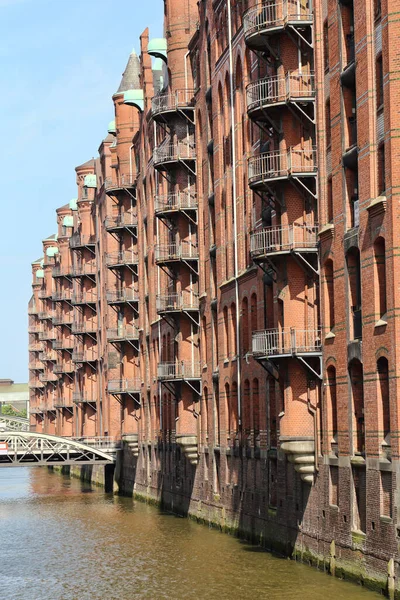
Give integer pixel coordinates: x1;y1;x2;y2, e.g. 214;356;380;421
28;0;400;592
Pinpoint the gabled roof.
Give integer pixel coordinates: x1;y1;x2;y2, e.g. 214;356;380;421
75;158;95;171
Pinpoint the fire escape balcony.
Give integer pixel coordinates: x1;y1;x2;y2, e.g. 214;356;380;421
246;72;315;120
52;338;74;350
29;381;45;390
156;292;200;315
52;265;72;278
151;88;196;120
71;321;97;335
29;361;45;370
71;349;98;363
52;290;72;302
39;350;58;362
154;241;199;266
28;342;42;352
106;326;139;343
52;314;73;326
153;138;196;170
28;325;42;334
248;147;317;189
70;264;97;278
53;362;75;375
38;329;56;341
73;392;97;405
39;372;59;383
38;310;54;320
54;395;74;408
154;192;197;217
71;292;97;306
105;251;138;269
38;289;53;299
108;379;141;395
105;213;137;233
243;0;313;51
28;305;38;315
104;175;136;195
69;232;96;250
250;224;318;260
106;289;139;305
252;328;322;359
157;360;201;381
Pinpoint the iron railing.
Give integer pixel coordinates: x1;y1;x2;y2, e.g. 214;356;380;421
247;72;315;112
70;263;97;277
108;379;141;394
252;328;322;356
52;265;72;278
154;138;196;165
250;224;318;257
105;213;137;230
156;292;199;313
154;191;197;214
39;372;58;383
52;314;73;326
53;362;75;374
70;232;96;249
39;350;58;361
154;241;199;262
38;289;53;299
52;290;72;301
28;361;44;370
52;338;74;350
248;147;317;184
71;321;97;334
106;289;139;303
73;392;97;404
152;89;196;115
54;396;74;408
71;292;97;305
38;329;56;341
157;361;201;380
243;1;313;39
28;325;42;334
104;175;136;190
38;311;54;320
71;349;98;362
106;326;139;342
105;251;139;267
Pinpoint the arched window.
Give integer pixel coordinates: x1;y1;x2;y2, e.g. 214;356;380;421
250;293;257;333
326;366;338;451
377;357;390;446
349;359;365;454
201;316;207;365
242;297;249;352
223;306;229;358
347;248;362;340
324;259;335;332
374;237;387;319
231;381;238;435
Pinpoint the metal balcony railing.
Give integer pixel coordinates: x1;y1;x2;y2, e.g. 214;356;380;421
39;350;58;361
106;289;138;304
70;263;97;277
71;292;97;305
243;1;313;41
52;290;72;301
71;321;97;334
52;338;74;350
38;329;56;341
73;392;96;404
153;138;196;166
157;361;201;380
38;311;54;320
246;72;315;113
52;265;72;278
248;147;317;185
72;349;98;363
151;89;196;116
29;382;45;390
154;241;199;262
28;325;42;334
104;175;136;191
29;343;42;352
156;292;200;313
108;379;141;394
28;305;38;315
105;251;138;268
106;326;139;342
28;361;44;370
250;224;318;257
52;314;73;326
54;396;74;408
38;289;53;299
39;372;58;383
154;192;197;215
105;213;137;230
252;328;322;357
70;232;96;249
53;362;75;374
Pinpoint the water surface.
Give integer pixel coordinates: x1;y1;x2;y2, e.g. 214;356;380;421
0;468;381;600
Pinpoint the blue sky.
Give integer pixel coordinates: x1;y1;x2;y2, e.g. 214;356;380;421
0;0;163;382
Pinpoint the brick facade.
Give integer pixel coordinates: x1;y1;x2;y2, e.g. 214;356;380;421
27;0;400;593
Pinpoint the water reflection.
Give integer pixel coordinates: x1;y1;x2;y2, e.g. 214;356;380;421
0;468;380;600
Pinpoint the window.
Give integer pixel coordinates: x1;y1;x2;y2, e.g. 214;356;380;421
223;306;229;358
349;359;365;455
374;237;387;319
330;466;339;506
378;143;386;195
380;471;392;518
376;54;384;109
325;100;331;148
323;20;329;71
324;260;335;331
347;248;362;340
327;178;333;223
374;0;381;20
377;357;390;446
242;297;249;352
327;366;338;451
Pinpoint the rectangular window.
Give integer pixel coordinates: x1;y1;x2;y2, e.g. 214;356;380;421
380;471;392;518
330;466;339;506
326;100;331;148
324;20;329;71
378;143;386;195
374;0;381;20
376;55;384;109
327;178;333;223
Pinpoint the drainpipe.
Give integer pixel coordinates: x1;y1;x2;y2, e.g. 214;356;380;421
129;143;134;185
227;1;242;429
184;51;190;93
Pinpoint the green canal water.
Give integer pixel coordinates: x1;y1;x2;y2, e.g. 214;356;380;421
0;468;382;600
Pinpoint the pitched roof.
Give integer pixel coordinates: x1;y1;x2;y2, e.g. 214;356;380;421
75;158;95;171
116;49;140;94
